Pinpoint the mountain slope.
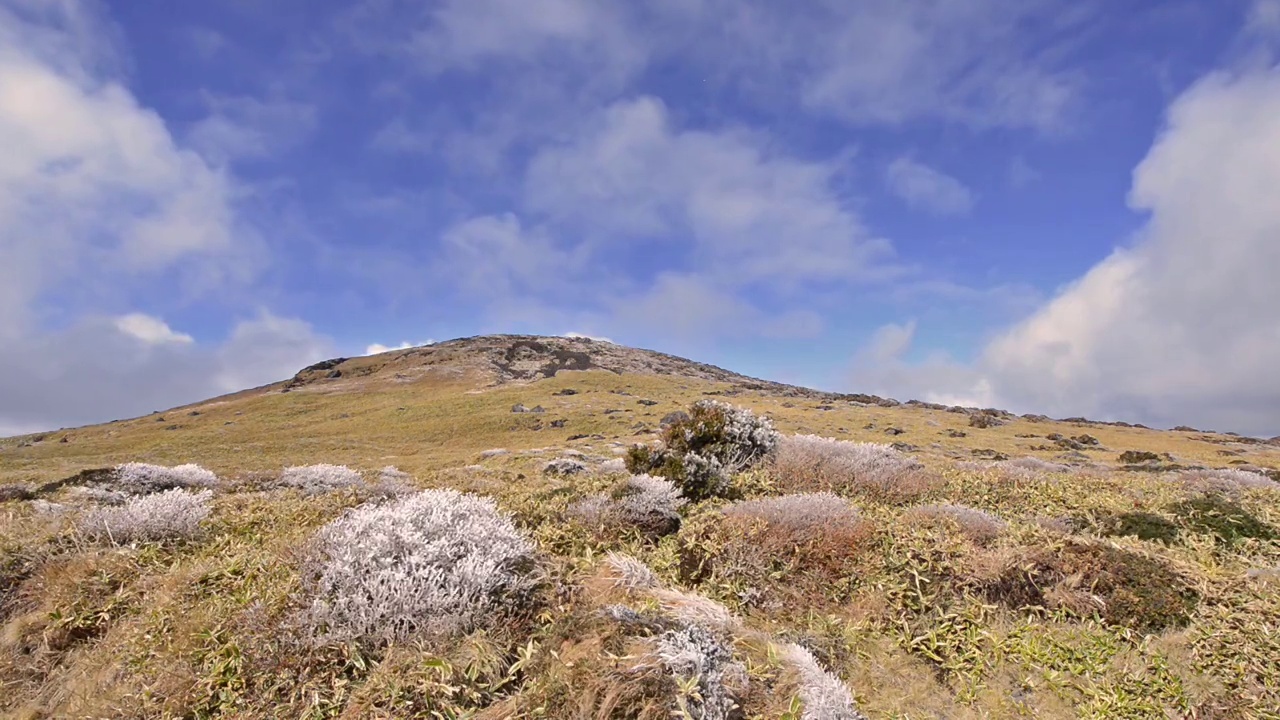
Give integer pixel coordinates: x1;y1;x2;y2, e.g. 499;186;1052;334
1;335;1279;718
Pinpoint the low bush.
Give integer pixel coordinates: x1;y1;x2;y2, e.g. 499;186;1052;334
654;624;747;720
768;435;940;504
782;643;868;720
299;489;539;647
113;462;218;494
907;504;1007;544
79;488;212;544
1175;468;1280;494
278;464;362;495
722;492;861;544
983;542;1198;633
1170;494;1276;546
626;400;779;501
569;474;688;538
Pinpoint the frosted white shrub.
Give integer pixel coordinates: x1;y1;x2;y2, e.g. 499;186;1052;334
369;466;414;498
300;489;538;646
80;488;212;544
783;644;868;720
279;464;362;495
770;435;934;501
569;474;687;535
910;503;1007;542
1176;468;1280;493
656;624;746;720
693;400;780;468
114;462;218;494
597;457;628;474
723;493;860;541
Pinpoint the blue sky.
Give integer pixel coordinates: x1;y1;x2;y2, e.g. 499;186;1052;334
3;0;1280;436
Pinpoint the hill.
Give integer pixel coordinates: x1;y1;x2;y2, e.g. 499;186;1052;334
1;335;1278;718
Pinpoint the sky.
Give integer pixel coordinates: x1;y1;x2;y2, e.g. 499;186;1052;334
2;0;1280;437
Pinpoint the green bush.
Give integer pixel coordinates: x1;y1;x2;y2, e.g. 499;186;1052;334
1170;494;1276;546
624;400;779;501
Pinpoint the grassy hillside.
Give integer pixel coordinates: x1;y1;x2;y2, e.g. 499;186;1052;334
2;337;1278;719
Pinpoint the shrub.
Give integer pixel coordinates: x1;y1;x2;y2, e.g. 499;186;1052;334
908;504;1007;544
722;493;861;544
1118;450;1162;464
569;475;688;537
80;488;212;544
626;400;779;501
983;543;1198;633
278;464;362;495
782;643;868;720
113;462;218;494
597;457;628;475
768;435;939;504
1096;511;1180;544
299;489;538;646
1175;468;1280;494
654;624;746;720
604;552;660;591
1170;494;1276;546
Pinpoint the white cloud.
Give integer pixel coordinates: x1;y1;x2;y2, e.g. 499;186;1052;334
866;66;1280;435
0;3;255;337
187;92;317;163
114;313;194;345
0;312;332;434
525;97;898;291
1007;155;1041;189
885;157;976;215
563;332;613;343
364;340;435;355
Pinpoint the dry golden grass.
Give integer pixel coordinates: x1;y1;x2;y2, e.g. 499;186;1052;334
2;345;1279;719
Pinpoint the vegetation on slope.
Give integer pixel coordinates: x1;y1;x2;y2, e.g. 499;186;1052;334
1;342;1279;719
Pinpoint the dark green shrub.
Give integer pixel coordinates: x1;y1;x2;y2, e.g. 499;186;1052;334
1118;450;1161;464
1061;544;1198;632
624;400;779;501
1170;494;1276;546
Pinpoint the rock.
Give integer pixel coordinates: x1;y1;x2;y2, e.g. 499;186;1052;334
890;442;919;452
972;449;1009;461
511;404;529;413
553;388;579;396
1118;450;1162;464
550;419;567;428
188;411;201;416
969;412;1005;429
884;427;905;436
660;410;691;428
567;434;590;441
947;429;968;438
1073;434;1100;446
637;399;659;406
1022;414;1050;423
530;405;546;413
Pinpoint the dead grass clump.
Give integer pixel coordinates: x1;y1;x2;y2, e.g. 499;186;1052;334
906;504;1007;544
679;497;874;609
769;434;942;504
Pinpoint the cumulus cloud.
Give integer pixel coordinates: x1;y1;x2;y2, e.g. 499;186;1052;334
114;314;195;345
364;340;435;355
885;157;976;215
187;92;317;163
0;312;332;435
0;2;255;337
863;66;1280;435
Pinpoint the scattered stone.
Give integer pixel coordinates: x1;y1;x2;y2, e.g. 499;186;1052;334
1015;433;1038;438
550;419;567;428
530;405;546;413
969;412;1005;429
972;449;1009;461
637;399;659;406
188;411;200;416
816;404;835;411
1173;425;1199;432
660;410;691;428
567;434;590;441
890;442;919;453
863;423;876;430
553;388;579;396
947;429;968;438
511;404;529;413
1118;450;1163;464
884;427;905;436
1074;434;1100;446
1022;414;1049;422
59;436;69;443
480;448;509;459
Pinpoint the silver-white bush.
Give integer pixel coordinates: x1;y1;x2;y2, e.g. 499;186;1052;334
909;503;1007;543
300;489;537;646
569;474;687;535
114;462;218;494
656;624;746;720
723;493;860;541
80;488;212;544
1176;468;1280;494
783;644;868;720
279;464;362;495
769;435;934;501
